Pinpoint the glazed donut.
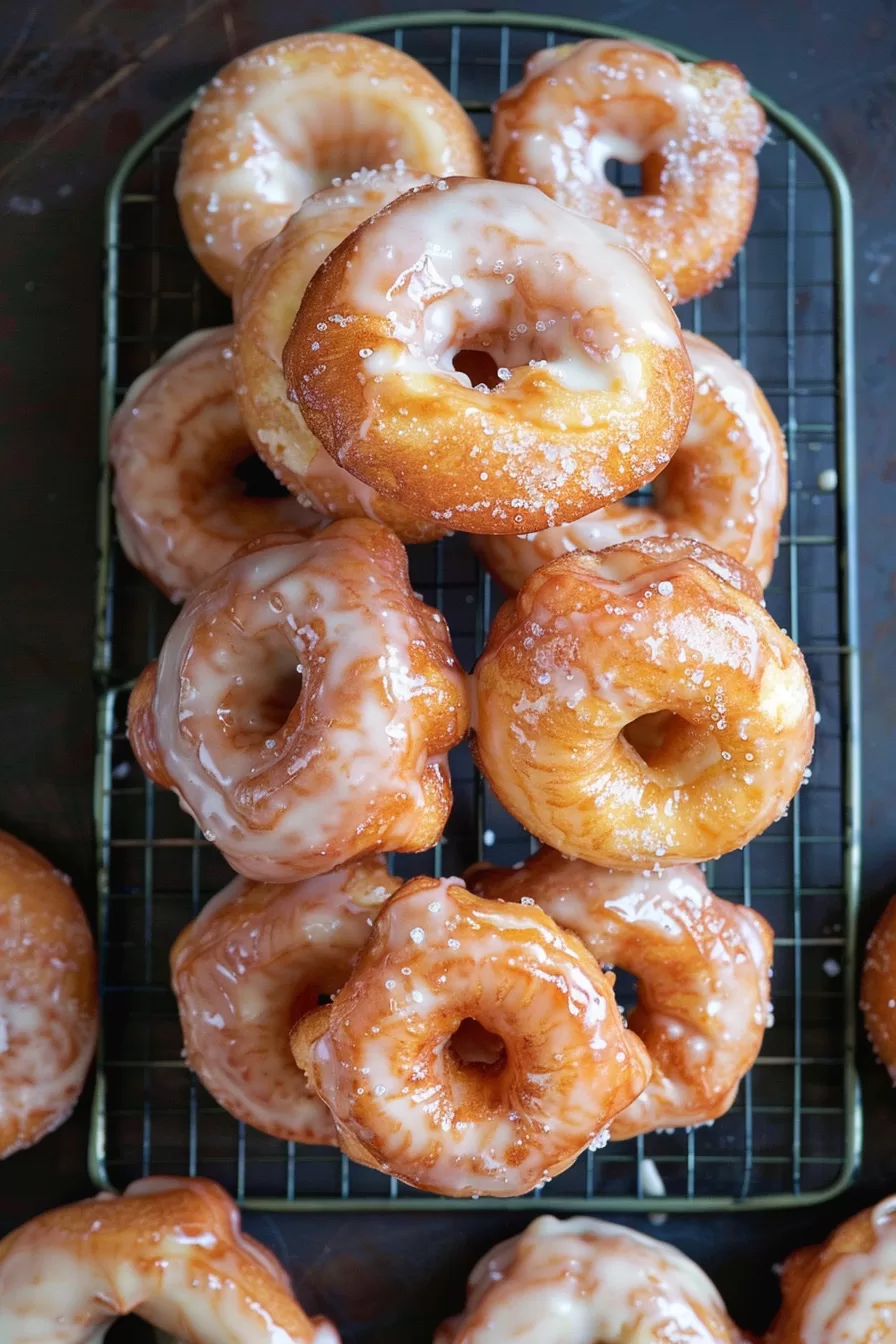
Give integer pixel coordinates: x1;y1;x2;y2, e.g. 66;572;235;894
176;32;485;293
128;519;470;881
768;1195;896;1343
0;1175;340;1342
472;537;815;868
291;875;650;1198
491;39;766;304
232;167;445;542
111;327;319;602
474;330;787;592
436;1215;745;1343
171;856;400;1142
0;830;97;1160
861;894;896;1081
467;848;774;1137
283;176;693;535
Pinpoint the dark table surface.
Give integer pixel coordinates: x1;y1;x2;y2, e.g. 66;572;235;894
0;0;893;1339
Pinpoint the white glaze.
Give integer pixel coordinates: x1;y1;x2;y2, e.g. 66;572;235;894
0;1177;339;1343
0;995;94;1156
490;39;766;304
111;327;317;603
171;860;398;1142
473;540;814;868
0;835;96;1160
291;176;692;533
185;70;459;215
494;40;709;195
796;1197;896;1343
339;177;682;401
176;33;483;290
232;167;440;535
494;856;773;1135
436;1215;743;1342
674;332;787;579
475;331;786;592
304;878;649;1197
143;525;467;881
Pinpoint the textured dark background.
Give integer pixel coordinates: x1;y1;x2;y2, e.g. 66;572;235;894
0;1;893;1339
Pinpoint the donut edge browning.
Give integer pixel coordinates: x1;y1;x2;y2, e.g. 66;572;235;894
0;831;98;1159
465;847;774;1138
767;1197;896;1344
861;894;896;1081
283;178;695;535
290;874;654;1196
0;1175;340;1341
471;539;815;868
127;661;173;789
490;39;766;304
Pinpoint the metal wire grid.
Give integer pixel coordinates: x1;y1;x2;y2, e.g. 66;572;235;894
92;12;861;1211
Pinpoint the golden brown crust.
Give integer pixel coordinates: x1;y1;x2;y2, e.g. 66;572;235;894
127;661;171;787
436;1216;748;1343
126;520;470;882
466;847;773;1138
472;538;815;868
0;831;97;1158
291;875;651;1196
176;32;486;293
172;859;400;1144
768;1198;896;1343
475;331;787;593
231;170;447;542
0;1176;335;1340
491;40;765;303
861;894;896;1080
284;177;694;534
110;328;319;602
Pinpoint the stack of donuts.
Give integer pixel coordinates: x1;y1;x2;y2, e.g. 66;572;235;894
3;23;895;1343
110;28;816;1200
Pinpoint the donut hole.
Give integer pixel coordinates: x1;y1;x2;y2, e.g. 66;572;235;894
622;710;723;786
219;628;303;746
447;319;601;389
605;158;644;196
307;120;426;190
603;966;639;1018
452;349;502;390
233;451;292;499
622;709;677;765
104;1321;154;1342
448;1018;507;1072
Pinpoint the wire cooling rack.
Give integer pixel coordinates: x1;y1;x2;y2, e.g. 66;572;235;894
92;11;861;1211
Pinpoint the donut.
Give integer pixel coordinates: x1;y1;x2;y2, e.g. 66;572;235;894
0;830;97;1160
0;1175;340;1342
466;848;774;1137
111;327;319;602
472;537;815;868
768;1196;896;1342
127;519;470;882
474;330;787;592
283;176;694;535
290;875;651;1198
171;856;401;1142
491;39;766;304
436;1215;745;1343
861;894;896;1081
232;167;445;543
176;32;486;293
